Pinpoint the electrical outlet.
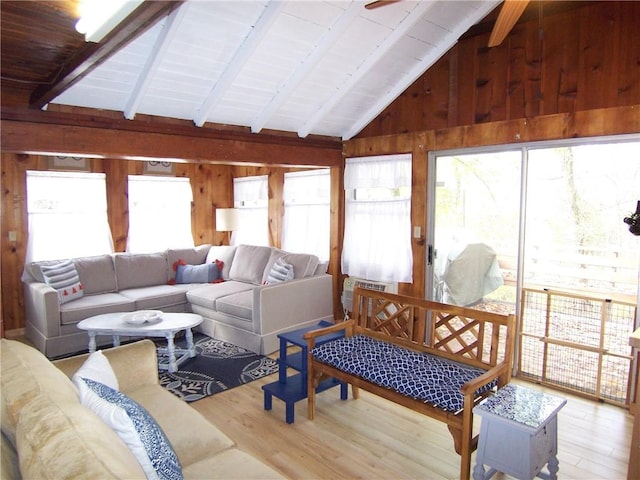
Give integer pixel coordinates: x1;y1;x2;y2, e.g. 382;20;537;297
8;231;17;242
413;226;421;238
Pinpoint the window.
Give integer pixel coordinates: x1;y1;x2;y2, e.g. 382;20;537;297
282;169;330;261
342;154;413;282
25;171;113;263
233;176;269;246
127;175;193;253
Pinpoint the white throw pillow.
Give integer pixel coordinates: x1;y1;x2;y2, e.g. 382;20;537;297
75;377;183;480
72;350;119;391
40;259;84;304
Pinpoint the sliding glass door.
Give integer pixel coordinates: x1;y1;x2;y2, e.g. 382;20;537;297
427;136;640;405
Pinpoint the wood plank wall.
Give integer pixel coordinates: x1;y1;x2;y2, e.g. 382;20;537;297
0;155;337;332
1;1;638;335
357;1;639;136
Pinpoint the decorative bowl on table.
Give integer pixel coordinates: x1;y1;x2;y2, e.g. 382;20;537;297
122;310;163;325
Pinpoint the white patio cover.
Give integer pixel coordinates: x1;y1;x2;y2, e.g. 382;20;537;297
436;243;504;307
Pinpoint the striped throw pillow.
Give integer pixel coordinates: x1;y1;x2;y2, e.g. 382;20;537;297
266;257;294;284
40;259;84;304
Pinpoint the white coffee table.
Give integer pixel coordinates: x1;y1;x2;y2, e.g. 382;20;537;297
77;312;203;373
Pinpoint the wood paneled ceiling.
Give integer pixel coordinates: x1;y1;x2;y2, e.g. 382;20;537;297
1;1;592;140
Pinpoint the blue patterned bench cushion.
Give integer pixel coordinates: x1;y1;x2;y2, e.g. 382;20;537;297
311;334;497;412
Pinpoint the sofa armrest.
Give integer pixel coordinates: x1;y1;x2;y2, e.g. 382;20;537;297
22;280;61;338
54;340;159;391
255;274;334;334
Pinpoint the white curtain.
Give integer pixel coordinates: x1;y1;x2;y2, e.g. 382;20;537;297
25;171;114;264
282;169;330;261
342;154;413;282
233;176;269;246
127;175;194;253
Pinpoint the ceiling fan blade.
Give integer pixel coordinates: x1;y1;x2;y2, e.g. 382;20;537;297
364;0;403;10
488;0;530;47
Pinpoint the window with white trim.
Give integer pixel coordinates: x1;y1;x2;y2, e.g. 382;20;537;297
282;169;330;261
25;170;113;263
127;175;194;253
342;154;413;282
233;175;269;246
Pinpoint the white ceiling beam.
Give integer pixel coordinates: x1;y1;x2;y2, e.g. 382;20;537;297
250;1;361;134
193;1;286;128
297;0;436;139
124;3;188;120
341;0;500;140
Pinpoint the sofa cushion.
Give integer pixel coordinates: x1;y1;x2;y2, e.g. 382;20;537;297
229;245;272;285
261;249;319;284
183;448;284;479
215;290;253;321
127;384;236;467
16;395;146;479
114;252;169;290
119;286;188;311
40;260;84;304
59;293;136;325
74;254;117;295
0;339;79;448
75;377;183;480
314;261;329;275
186;282;254;310
206;245;238;280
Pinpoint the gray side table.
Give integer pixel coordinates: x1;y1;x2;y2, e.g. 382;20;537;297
473;383;567;480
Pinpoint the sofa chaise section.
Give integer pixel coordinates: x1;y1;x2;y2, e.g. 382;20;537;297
189;244;334;354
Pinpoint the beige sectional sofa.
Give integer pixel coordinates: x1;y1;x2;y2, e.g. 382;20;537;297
23;244;333;358
0;338;285;480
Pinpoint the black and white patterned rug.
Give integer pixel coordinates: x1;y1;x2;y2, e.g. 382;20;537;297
156;334;278;403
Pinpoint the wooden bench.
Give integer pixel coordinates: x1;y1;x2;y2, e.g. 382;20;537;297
304;287;516;480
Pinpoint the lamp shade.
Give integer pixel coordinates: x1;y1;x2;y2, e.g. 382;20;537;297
216;208;240;231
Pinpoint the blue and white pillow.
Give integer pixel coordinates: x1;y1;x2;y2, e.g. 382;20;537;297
175;262;221;284
40;259;84;304
266;257;295;284
75;377;183;480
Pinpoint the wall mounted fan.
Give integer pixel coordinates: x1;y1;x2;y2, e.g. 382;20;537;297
364;0;530;47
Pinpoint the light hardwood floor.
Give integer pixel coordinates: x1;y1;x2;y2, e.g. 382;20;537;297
8;329;633;479
193;370;633;480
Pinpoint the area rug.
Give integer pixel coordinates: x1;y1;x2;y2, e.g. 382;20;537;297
156;333;278;403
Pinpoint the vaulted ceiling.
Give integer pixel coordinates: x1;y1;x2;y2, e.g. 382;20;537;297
2;1;571;141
